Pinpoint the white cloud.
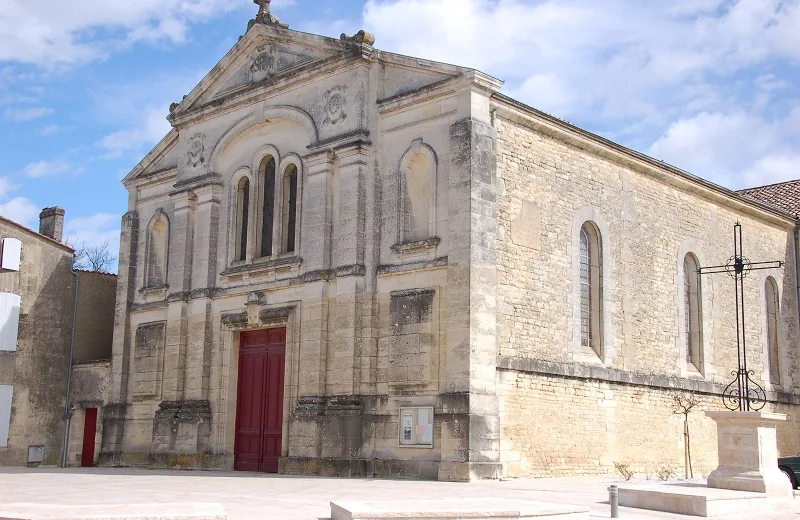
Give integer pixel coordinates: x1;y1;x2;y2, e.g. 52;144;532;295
92;69;206;159
363;0;800;188
649;110;800;188
0;176;39;228
21;159;75;179
4;105;53;122
0;0;294;68
41;124;63;136
63;212;122;270
99;107;172;158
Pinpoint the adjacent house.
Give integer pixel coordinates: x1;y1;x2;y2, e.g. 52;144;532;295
0;208;116;467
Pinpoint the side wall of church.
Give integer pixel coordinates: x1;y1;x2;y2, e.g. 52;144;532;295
492;102;800;477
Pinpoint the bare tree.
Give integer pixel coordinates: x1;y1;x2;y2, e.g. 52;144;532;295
672;391;701;479
71;241;117;272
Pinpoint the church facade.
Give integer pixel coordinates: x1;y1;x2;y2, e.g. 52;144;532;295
101;4;800;481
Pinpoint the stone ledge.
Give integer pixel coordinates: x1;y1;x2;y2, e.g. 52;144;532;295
0;503;226;520
378;256;448;276
390;237;441;254
618;483;793;517
497;355;800;406
330;499;588;520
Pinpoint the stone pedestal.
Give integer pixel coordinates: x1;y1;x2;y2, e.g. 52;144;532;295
705;411;792;498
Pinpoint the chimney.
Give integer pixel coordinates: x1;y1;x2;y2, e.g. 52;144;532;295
39;207;65;242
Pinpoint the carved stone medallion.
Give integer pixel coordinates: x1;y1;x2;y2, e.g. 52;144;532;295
250;44;277;83
186;133;206;169
323;86;347;126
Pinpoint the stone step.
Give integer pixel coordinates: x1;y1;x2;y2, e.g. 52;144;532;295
618;483;794;517
0;503;227;520
330;499;588;520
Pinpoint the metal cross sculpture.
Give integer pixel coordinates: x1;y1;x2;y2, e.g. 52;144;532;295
698;223;783;411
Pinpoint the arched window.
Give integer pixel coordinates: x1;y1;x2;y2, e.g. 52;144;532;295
281;164;298;253
684;253;703;371
146;215;168;287
257;156;276;258
766;276;780;384
579;222;602;356
401;144;436;243
235;177;250;262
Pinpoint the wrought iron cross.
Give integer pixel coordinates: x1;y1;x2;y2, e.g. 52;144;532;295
698;223;783;411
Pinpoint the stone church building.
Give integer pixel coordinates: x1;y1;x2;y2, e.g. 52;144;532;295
102;2;800;480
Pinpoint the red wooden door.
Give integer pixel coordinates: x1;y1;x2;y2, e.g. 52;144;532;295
234;328;286;473
81;408;98;467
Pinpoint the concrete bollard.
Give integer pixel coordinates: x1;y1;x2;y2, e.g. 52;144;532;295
608;484;619;518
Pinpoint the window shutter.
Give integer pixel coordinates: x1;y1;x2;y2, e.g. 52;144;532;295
0;238;21;271
0;385;12;447
0;292;21;351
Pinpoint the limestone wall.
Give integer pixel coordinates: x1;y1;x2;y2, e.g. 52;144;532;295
492;100;800;477
74;271;117;362
498;368;800;478
0;218;75;467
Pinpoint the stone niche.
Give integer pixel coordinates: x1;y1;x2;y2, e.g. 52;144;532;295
133;322;166;400
388;289;437;390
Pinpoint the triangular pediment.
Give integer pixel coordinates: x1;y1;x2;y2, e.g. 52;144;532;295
174;25;353;115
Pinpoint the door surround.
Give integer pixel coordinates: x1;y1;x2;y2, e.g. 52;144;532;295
218;303;299;470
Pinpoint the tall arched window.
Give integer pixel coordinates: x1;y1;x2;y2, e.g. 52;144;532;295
146;215;168;287
579;222;602;356
684;253;703;372
766;276;780;384
281;164;298;253
235;177;250;262
258;156;276;258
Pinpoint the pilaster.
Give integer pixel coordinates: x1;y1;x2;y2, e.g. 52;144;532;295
102;210;139;463
185;182;222;401
301;151;335;275
440;117;502;481
162;190;196;402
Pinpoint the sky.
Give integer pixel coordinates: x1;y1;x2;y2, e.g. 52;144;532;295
0;0;798;268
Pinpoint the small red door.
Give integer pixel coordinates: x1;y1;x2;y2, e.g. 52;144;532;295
234;328;286;473
81;408;98;467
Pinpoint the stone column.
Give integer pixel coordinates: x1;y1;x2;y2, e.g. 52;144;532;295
329;143;368;397
286;151;335;467
185;182;222;401
100;210;138;465
301;151;335;276
706;411;793;498
440;117;502;481
162;190;196;402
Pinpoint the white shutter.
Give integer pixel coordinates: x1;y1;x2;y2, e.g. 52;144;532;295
0;385;12;447
1;238;21;271
0;293;21;351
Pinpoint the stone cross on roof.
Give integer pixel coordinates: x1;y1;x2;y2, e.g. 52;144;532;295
252;0;288;29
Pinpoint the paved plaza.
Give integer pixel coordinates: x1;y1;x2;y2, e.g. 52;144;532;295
1;468;799;519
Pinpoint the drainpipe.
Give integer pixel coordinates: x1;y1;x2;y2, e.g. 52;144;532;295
60;269;79;468
795;222;800;333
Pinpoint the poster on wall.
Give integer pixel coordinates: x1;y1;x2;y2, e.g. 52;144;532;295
398;406;434;448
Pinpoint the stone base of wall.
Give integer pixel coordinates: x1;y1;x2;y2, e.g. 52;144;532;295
281;457;501;481
97;450;227;470
498;368;800;479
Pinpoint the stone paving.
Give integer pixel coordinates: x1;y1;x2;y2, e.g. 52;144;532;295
0;468;798;520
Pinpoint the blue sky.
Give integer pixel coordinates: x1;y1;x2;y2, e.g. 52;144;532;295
1;0;798;265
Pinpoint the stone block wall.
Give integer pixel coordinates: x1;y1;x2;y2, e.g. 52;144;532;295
498;368;800;478
0;219;76;467
492;101;800;477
